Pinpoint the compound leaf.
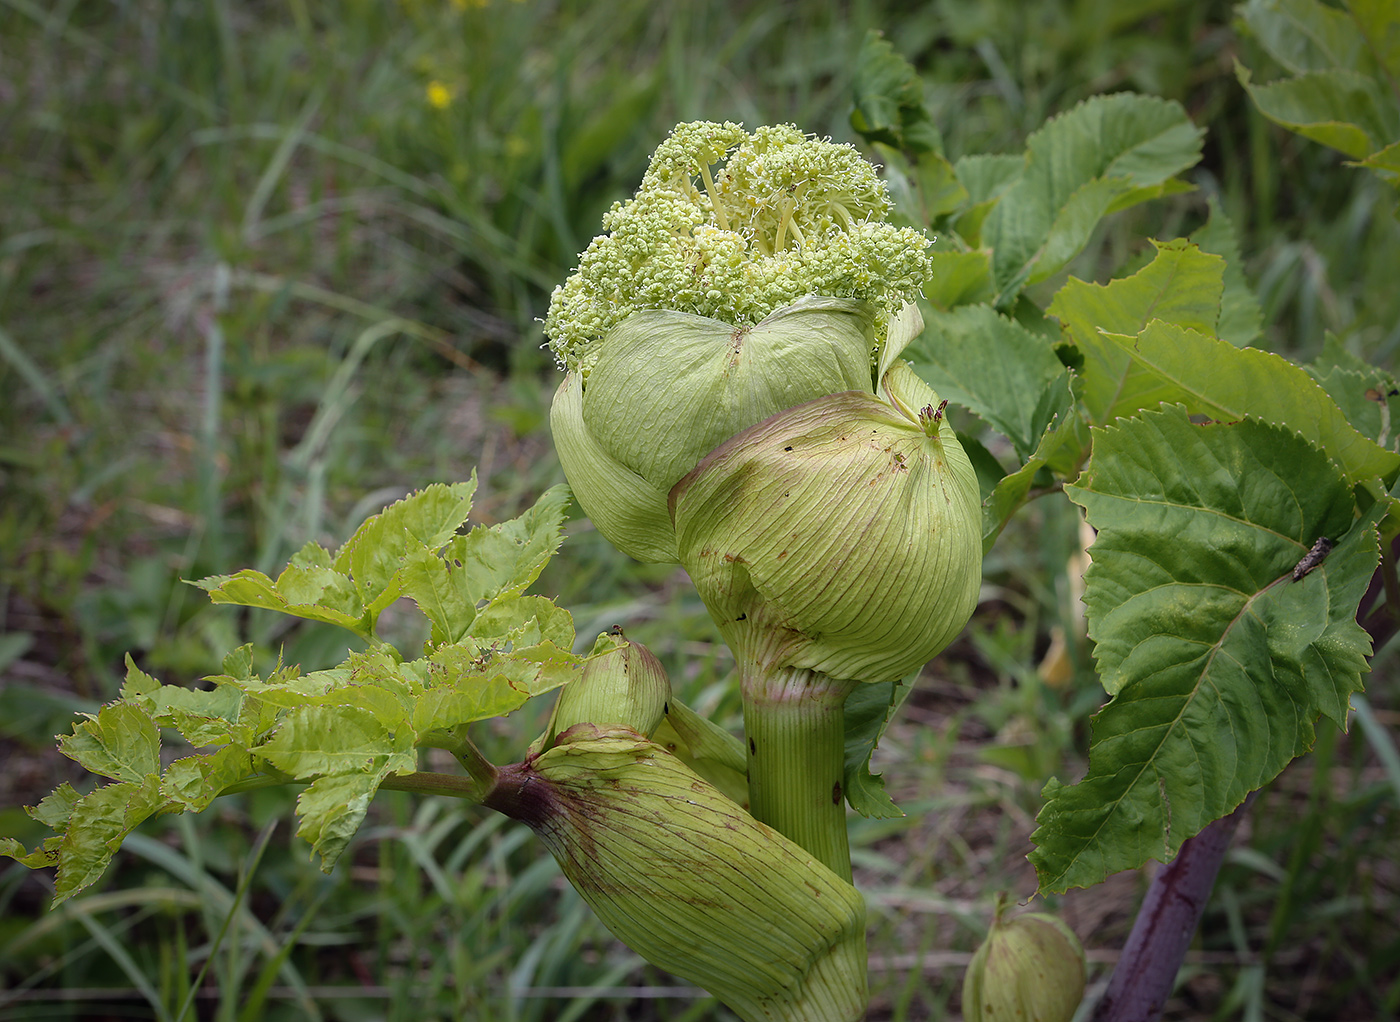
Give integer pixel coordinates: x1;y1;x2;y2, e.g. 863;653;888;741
1031;406;1379;892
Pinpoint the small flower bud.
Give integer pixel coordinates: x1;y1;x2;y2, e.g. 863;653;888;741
962;901;1087;1022
544;630;671;745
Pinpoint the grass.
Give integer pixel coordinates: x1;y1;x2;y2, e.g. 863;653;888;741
2;0;1399;1019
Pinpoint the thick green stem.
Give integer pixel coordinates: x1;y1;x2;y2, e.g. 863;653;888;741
740;662;856;882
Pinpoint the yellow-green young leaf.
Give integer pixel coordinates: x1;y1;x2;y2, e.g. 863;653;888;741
470;595;575;649
400;543;478;644
194;568;367;635
59;703;160;783
0;835;61;870
295;772;382;872
982;94;1203;296
257;705;416;780
333;479;478;603
121;658;249;747
1032;406;1379;893
28;782;83;830
161;745;254;812
908;303;1070;458
1048;238;1224;426
55;775;168;902
442;484;572;607
1103;319;1400;483
1190;198;1263;347
413;642;581;736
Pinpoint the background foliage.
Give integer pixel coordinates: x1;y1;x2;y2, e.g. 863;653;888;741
1;0;1398;1019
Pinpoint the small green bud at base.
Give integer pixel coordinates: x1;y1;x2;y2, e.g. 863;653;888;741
543;630;671;746
962;902;1087;1022
484;728;869;1022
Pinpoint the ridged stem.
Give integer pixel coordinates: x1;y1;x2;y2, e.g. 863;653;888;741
740;661;856;882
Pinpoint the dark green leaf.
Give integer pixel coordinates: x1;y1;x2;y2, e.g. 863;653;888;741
909;303;1071;458
982;94;1203;296
1048;238;1224;426
1031;406;1380;892
843;679;915;819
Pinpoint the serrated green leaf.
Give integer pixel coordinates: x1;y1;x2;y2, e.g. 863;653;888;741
955;153;1025;205
295;772;380;872
59;702;160;783
161;745;254;812
0;835;61;870
1236;61;1397;160
1308;363;1400;448
1032;406;1378;893
400;543;477;644
257;705;415;780
28;782;82;829
470;595;575;649
909;303;1071;458
442;484;571;608
1190;198;1263;346
120;655;160;700
1049;238;1225;425
412;641;581;735
850;30;943;155
195;569;368;635
1102;319;1400;482
334;480;477;604
55;775;167;902
982;382;1082;553
983;94;1203;296
1025;176;1138;287
1237;0;1373;75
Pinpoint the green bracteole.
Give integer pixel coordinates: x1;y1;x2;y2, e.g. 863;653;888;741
486;725;868;1022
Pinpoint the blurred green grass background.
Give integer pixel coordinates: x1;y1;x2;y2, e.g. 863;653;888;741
1;1;1398;1019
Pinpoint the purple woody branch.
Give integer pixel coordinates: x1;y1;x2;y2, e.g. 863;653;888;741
1089;792;1257;1022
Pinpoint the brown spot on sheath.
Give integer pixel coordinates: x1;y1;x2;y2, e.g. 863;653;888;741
832;781;843;804
784;445;793;452
748;737;757;755
735;612;747;621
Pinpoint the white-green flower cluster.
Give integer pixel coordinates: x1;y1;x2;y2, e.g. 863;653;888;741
544;121;932;375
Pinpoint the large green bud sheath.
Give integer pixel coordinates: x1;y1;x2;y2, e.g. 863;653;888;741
550;298;878;562
669;360;982;684
484;727;868;1022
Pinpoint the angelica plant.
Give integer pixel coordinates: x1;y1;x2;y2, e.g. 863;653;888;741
545;122;983;902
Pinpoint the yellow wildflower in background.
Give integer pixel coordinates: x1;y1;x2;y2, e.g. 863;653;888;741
426;81;452;109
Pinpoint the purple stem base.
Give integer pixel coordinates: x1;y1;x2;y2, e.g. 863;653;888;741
1089;792;1258;1022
